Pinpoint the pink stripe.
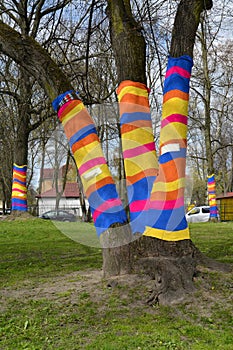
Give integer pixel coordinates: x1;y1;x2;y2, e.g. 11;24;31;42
12;202;27;207
150;197;184;210
166;66;191;79
92;198;123;221
79;157;106;175
12;188;26;194
123;142;155;159
129;200;149;212
208;181;215;185
14;170;26;176
161;114;187;128
58;102;72;118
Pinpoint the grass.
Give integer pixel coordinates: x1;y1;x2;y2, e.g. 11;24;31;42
0;219;232;349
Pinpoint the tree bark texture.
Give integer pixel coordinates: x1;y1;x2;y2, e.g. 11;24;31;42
0;20;72;101
106;0;147;84
170;0;213;58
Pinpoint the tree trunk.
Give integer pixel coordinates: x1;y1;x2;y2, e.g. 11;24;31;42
106;0;147;84
0;20;72;99
11;68;31;215
105;0;214;304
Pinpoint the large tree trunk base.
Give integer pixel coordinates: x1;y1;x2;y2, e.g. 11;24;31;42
102;234;232;305
129;236;196;305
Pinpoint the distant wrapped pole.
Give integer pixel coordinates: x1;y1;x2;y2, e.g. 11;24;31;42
12;164;27;211
117;81;158;234
52;91;128;236
207;174;218;219
144;55;193;241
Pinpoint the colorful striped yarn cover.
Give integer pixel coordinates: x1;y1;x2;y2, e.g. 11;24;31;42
117;81;158;233
207;174;218;218
12;164;27;211
52;93;127;237
144;55;193;241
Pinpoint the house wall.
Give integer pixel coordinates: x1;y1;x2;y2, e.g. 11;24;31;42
37;197;89;217
218;198;233;221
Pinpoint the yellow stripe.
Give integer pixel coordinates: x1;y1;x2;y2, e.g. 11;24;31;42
151;177;186;193
61;102;85;126
143;226;190;241
13;173;27;180
13;163;27;169
73;141;102;167
118;86;148;101
12;184;27;191
81;164;111;192
162;98;188;119
160;123;187;144
12;194;27;199
122;128;154;143
124;153;156;176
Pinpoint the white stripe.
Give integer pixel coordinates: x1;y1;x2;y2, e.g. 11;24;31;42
161;143;180;155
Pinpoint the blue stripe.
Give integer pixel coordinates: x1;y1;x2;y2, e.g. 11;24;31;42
120;112;151;125
13;165;27;172
12;198;27;205
13;178;26;186
164;55;193;94
146;207;188;231
159;148;186;164
127;177;156;202
12;206;27;211
69;125;97;147
163;76;190;94
95;210;128;237
167;55;193;72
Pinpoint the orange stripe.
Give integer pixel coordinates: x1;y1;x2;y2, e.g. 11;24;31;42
13;174;26;181
163;90;189;103
119;93;149;107
64;109;95;139
121;120;153;134
85;177;115;198
59;100;82;121
159;158;186;182
119;103;149;115
117;80;149;94
150;188;184;201
71;133;99;153
126;168;158;185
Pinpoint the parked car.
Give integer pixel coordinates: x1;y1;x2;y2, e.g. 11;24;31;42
0;208;11;215
186;206;210;223
39;210;76;222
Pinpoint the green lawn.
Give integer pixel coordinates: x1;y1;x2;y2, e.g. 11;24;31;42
0;219;232;350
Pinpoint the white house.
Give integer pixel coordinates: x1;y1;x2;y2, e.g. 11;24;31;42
36;182;89;217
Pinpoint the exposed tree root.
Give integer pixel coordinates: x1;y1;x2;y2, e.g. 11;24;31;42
102;234;232;306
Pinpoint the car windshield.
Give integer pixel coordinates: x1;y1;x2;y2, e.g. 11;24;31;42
188;208;200;215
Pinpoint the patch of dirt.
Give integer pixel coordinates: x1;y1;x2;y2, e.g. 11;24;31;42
1;266;232;316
